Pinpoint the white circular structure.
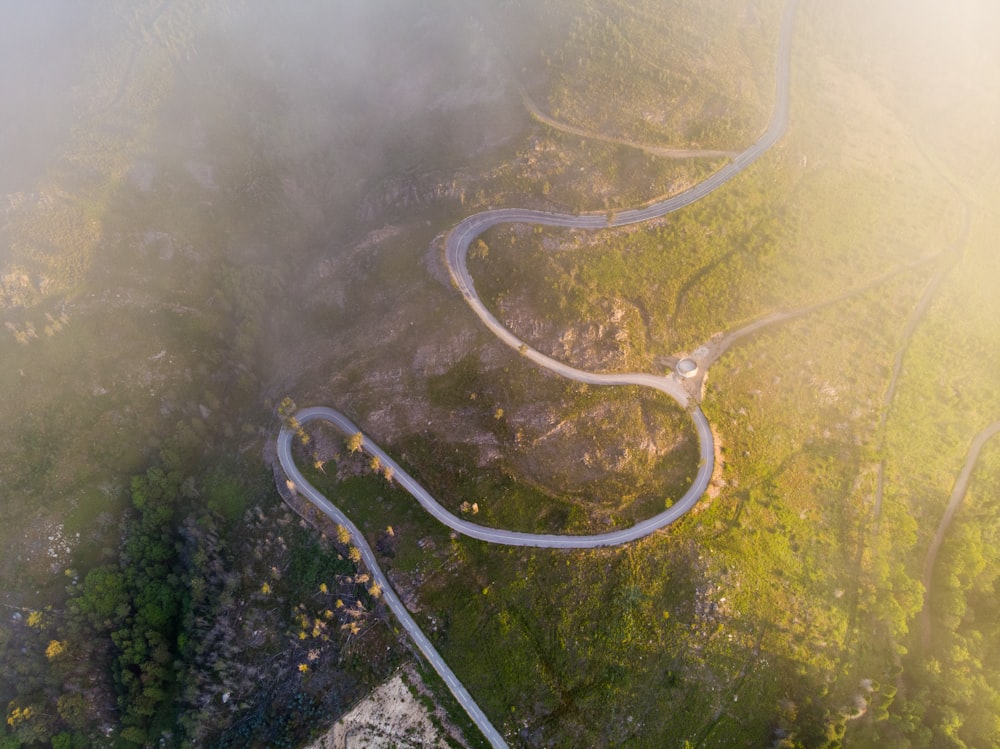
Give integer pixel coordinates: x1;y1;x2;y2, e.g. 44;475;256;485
676;358;699;378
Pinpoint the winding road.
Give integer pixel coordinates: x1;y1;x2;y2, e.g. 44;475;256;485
276;1;799;746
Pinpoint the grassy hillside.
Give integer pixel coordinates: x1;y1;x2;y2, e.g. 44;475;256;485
284;0;1000;746
3;0;999;746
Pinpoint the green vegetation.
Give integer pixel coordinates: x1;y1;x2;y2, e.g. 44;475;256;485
856;203;1000;747
3;0;999;746
900;444;1000;747
470;158;791;363
285;0;998;745
492;0;782;151
426;355;699;531
3;0;522;744
0;414;406;747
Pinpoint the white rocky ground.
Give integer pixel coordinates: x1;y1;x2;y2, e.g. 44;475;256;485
305;664;469;749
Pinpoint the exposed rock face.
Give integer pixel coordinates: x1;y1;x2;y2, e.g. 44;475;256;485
499;292;640;372
357;174;466;224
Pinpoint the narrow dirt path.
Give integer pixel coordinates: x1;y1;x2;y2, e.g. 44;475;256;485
517;83;739;160
920;421;1000;648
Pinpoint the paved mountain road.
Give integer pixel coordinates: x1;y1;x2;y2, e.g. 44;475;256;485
276;1;799;745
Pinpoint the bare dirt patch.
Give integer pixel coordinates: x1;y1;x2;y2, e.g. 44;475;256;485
303;664;469;749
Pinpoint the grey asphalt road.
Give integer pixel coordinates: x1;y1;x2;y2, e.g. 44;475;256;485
275;1;799;745
278;405;711;749
282;406;714;549
278;415;509;749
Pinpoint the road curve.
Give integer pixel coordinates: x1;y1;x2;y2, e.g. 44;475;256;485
281;406;714;549
276;1;799;745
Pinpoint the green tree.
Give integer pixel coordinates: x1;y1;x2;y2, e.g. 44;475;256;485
56;693;90;732
73;565;126;629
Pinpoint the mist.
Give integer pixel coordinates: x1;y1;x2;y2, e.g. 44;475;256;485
0;2;93;194
1;0;999;746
